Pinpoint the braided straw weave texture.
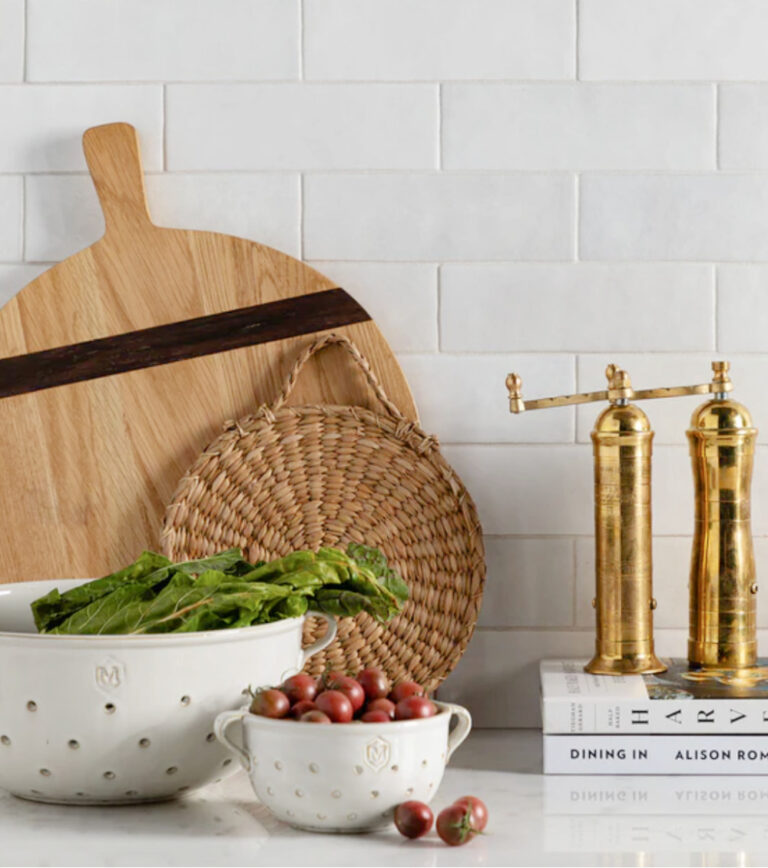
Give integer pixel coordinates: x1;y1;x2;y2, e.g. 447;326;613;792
162;334;485;691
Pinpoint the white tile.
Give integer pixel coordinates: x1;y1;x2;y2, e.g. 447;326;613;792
304;0;574;81
442;445;593;536
0;0;24;81
443;84;715;171
439;630;594;727
580;0;768;80
719;86;768;170
581;175;768;261
399;354;575;444
440;264;714;353
575;536;691;630
0;86;162;172
25;174;301;262
307;262;437;353
719;266;768;352
0;264;49;307
575;354;768;445
304;175;574;261
0;177;22;261
167;84;437;171
479;537;575;628
27;0;298;81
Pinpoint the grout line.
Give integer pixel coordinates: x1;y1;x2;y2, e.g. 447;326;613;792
22;0;28;81
573;173;580;261
574;0;580;81
298;0;304;81
436;264;442;351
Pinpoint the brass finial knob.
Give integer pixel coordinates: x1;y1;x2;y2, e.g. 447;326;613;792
506;373;525;414
606;365;634;401
711;360;732;393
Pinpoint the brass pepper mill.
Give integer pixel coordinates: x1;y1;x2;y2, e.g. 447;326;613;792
506;361;751;676
688;361;758;672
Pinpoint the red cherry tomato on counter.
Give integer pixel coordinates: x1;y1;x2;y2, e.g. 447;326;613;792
436;803;476;846
315;689;354;723
249;688;290;719
288;700;317;719
324;673;365;712
361;710;391;723
394;696;436;720
394;800;434;839
357;668;390;701
389;681;425;704
365;698;396;719
299;710;331;724
453;796;488;832
281;673;318;705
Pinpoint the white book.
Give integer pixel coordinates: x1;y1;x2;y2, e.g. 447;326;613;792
544;734;768;775
541;658;768;734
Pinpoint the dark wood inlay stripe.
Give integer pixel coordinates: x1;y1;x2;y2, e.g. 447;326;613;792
0;288;370;399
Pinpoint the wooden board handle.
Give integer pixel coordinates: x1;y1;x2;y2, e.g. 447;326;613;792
83;122;153;235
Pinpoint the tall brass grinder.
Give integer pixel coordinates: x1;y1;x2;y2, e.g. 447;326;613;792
506;361;758;675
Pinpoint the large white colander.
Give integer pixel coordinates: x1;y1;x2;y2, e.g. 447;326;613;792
0;579;336;805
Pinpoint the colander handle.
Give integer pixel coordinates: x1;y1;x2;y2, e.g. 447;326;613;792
214;709;251;771
444;703;473;761
300;610;337;668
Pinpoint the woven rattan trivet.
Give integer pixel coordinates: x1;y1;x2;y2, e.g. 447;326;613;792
162;333;485;690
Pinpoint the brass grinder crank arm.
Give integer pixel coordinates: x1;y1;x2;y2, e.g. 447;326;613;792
506;360;734;414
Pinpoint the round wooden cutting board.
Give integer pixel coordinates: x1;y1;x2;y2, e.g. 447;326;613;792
0;123;416;581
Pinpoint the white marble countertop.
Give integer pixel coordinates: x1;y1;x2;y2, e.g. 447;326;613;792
3;729;768;867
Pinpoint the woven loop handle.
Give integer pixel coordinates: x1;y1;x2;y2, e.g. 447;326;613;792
270;333;407;421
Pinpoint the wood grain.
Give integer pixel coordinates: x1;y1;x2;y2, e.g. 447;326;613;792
0;123;416;581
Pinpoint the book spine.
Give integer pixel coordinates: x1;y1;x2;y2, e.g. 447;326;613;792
544;734;768;775
542;697;768;734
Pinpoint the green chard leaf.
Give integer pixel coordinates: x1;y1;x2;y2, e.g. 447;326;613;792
346;543;409;603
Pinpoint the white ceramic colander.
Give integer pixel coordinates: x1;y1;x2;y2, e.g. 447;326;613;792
0;579;336;805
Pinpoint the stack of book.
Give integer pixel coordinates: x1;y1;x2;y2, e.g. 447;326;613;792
542;659;768;774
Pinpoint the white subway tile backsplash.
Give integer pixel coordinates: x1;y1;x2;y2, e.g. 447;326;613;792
0;1;24;81
443;84;715;171
440;264;714;352
580;0;768;81
0;177;22;261
304;174;575;261
27;0;298;82
581;175;768;261
719;86;768;170
480;537;575;628
0;86;163;172
442;445;593;536
399;354;575;443
576;536;691;630
25;174;300;262
719;266;768;352
576;354;768;445
166;84;437;171
304;0;574;81
0;264;48;306
307;262;438;353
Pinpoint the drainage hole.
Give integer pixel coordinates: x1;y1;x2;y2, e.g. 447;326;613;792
68;740;79;750
104;703;116;714
0;735;10;746
166;766;178;776
138;738;150;748
103;771;116;780
39;768;51;777
180;695;191;706
26;701;37;712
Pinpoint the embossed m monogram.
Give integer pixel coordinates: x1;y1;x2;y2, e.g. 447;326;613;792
364;736;391;772
96;666;121;689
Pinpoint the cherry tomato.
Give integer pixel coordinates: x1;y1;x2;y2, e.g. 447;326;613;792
281;673;318;705
365;698;396;719
389;681;425;704
394;696;437;720
315;689;354;723
288;700;317;719
361;710;391;723
249;688;290;719
357;668;390;701
436;803;476;846
453;796;488;832
324;673;366;712
299;709;331;724
394;800;434;839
